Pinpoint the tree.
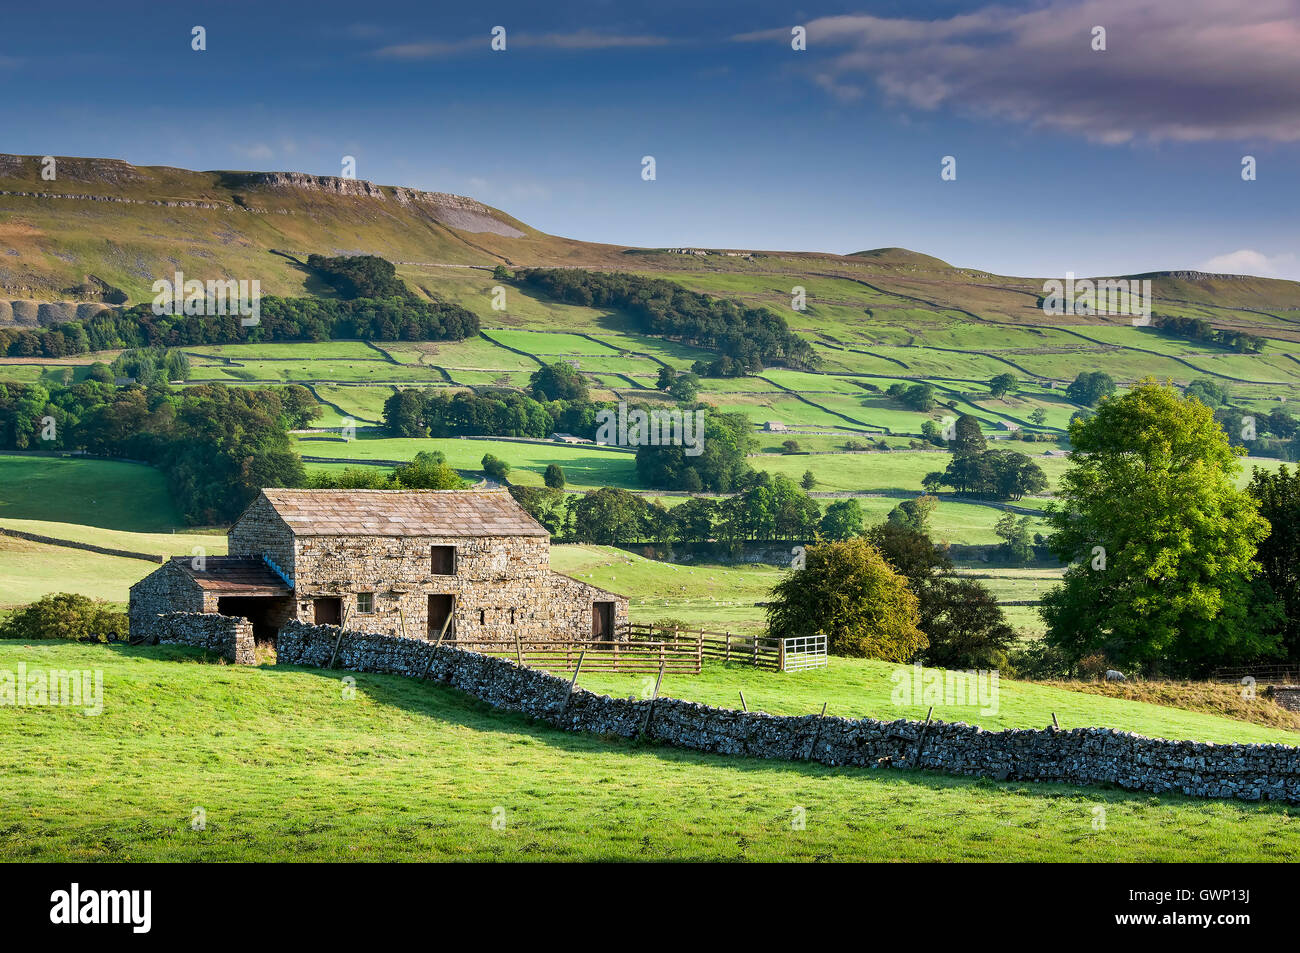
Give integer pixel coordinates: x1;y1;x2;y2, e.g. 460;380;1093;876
543;463;566;489
949;414;986;459
392;451;463;489
529;362;588;402
920;578;1018;669
656;365;677;390
766;538;926;660
1041;380;1277;674
867;523;1016;669
887;494;938;533
900;382;936;411
800;469;816;490
994;512;1033;563
1247;465;1300;661
667;372;700;402
1029;407;1048;427
782;439;801;454
820;499;864;540
1184;378;1228;409
1065;371;1116;407
481;453;510;482
492;265;511;281
989;373;1019;398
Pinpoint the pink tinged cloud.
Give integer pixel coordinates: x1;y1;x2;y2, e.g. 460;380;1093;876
736;0;1300;144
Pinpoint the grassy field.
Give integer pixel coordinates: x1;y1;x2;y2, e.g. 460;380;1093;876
576;657;1299;745
1;641;1296;862
0;456;185;532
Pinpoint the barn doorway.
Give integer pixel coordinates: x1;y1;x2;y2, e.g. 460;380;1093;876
592;601;615;641
313;597;342;626
216;596;294;647
428;594;455;641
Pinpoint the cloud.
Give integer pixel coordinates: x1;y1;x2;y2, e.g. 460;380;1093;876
1201;249;1298;278
736;0;1300;143
232;143;275;161
374;29;669;60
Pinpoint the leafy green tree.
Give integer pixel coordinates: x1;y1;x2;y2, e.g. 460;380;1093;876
392;452;463;489
887;494;938;533
1065;371;1116;407
656;365;677;390
1041;380;1277;674
481;453;511;482
800;469;816;490
994;512;1033;562
492;265;511;280
509;485;570;537
988;373;1019;398
949;414;986;459
570;487;649;545
820;499;864;540
529;362;588;402
1184;378;1228;409
1247;465;1300;661
782;439;801;454
543;463;566;489
1029;407;1048;427
766;538;926;659
667;372;700;402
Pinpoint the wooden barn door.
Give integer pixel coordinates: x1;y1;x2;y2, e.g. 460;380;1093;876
592;601;614;641
428;594;455;642
313;597;341;626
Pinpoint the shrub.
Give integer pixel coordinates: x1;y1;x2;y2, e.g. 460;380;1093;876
0;593;127;643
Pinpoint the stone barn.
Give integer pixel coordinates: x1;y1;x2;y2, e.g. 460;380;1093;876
130;488;628;648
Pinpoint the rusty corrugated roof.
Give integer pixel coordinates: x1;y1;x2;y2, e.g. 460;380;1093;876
174;556;292;594
257;488;549;538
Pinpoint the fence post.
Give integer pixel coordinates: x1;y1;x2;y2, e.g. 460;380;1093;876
913;705;934;768
725;631;732;663
327;624;347;671
739;690;748;712
558;650;586;718
779;638;786;673
806;702;827;760
639;662;665;738
514;630;524;666
421;611;455;678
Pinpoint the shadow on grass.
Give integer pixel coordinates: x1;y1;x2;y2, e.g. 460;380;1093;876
248;650;1297;818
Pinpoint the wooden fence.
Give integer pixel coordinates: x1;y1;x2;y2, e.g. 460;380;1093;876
467;625;826;676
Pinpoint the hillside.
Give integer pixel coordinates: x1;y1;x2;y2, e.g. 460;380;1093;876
6;153;1300;332
2;640;1295;862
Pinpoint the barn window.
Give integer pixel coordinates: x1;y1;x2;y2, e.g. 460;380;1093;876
357;592;374;614
430;546;457;575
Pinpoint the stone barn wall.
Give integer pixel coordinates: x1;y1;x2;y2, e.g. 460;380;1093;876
128;561;208;642
275;621;1300;805
227;495;297;577
152;612;255;665
547;573;629;640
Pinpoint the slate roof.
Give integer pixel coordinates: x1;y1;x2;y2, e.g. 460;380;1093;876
255;489;549;538
172;556;292;595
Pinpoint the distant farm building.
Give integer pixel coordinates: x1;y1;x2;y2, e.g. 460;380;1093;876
764;421;788;432
550;432;591;445
130;489;627;646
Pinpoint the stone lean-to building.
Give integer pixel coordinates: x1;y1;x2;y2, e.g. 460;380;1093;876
129;488;628;649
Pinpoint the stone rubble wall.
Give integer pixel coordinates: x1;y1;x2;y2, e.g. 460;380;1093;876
152;612;255;665
275;620;1300;804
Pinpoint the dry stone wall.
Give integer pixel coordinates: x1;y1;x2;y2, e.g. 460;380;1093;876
151;612;255;665
276;620;1300;804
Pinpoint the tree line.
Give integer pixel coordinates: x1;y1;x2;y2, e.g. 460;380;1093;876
513;268;817;374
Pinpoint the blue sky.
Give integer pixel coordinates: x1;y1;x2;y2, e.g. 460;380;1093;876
2;0;1298;278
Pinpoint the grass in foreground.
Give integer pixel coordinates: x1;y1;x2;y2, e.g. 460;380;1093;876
0;642;1296;862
